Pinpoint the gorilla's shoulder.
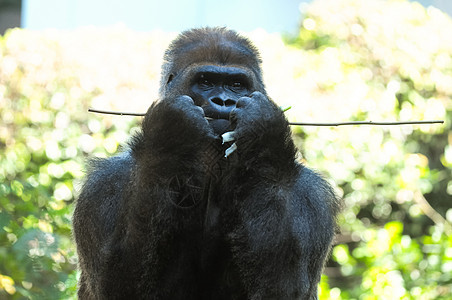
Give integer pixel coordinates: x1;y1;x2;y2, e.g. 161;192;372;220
296;165;341;217
87;151;134;181
74;152;135;240
79;151;135;201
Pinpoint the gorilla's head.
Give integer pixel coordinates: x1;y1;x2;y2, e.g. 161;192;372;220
159;27;267;134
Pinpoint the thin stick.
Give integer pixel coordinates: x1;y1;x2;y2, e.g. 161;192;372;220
88;108;146;116
88;108;444;126
289;120;444;126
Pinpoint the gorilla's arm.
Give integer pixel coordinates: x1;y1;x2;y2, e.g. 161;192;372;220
72;153;134;298
229;168;338;299
225;92;340;299
74;96;215;298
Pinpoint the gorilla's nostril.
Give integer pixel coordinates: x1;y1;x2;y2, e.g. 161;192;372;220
211;98;224;106
225;99;236;107
211;98;236;107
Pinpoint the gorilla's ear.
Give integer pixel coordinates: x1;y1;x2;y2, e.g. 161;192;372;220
167;73;175;84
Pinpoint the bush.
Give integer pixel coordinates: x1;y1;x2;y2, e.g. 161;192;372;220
291;0;452;298
0;27;170;299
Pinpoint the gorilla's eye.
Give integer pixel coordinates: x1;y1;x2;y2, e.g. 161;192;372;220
198;75;213;88
229;80;248;92
200;79;211;85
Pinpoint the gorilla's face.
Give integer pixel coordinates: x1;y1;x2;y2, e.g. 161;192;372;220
188;65;252;134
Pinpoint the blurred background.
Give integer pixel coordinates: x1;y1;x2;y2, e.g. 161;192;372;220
1;0;451;299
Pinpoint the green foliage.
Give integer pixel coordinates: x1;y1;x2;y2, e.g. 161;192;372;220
0;27;154;298
291;0;452;298
0;0;451;298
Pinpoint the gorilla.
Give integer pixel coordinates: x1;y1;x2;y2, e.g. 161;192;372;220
73;27;341;299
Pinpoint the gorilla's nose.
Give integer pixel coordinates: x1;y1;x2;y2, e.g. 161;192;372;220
207;96;236;119
210;97;237;108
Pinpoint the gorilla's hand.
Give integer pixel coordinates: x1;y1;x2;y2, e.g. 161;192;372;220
222;92;296;170
142;95;215;163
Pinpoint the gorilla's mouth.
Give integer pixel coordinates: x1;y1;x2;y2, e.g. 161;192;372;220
203;113;231;136
201;106;234;135
203;106;231;120
205;117;231;135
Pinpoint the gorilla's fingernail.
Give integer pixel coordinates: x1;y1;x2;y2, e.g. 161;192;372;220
222;131;236;144
224;143;237;158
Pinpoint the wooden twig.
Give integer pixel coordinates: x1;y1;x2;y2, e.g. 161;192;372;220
88;108;146;116
88;108;444;126
414;190;452;236
289;120;444;126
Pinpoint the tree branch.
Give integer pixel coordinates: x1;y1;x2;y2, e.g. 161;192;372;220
414;190;452;236
88;108;444;126
88;108;146;116
289;120;444;126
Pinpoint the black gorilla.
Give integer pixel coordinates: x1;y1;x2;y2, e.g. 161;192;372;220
73;27;341;299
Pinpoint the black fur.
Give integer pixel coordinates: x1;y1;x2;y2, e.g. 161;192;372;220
73;27;341;300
